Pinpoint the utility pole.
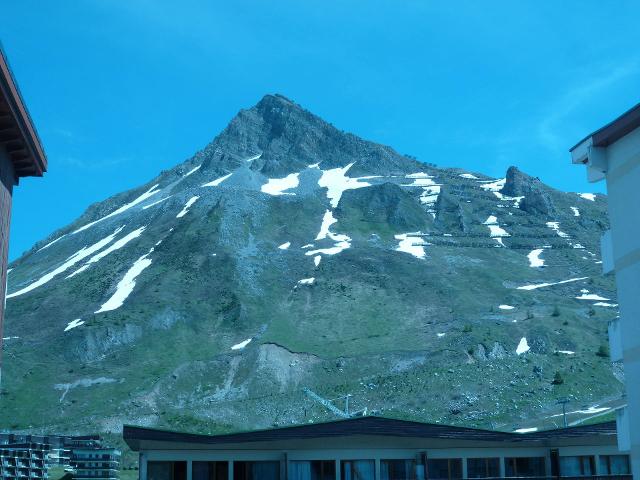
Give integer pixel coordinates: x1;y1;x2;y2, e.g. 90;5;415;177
303;388;365;419
557;398;570;427
303;388;350;418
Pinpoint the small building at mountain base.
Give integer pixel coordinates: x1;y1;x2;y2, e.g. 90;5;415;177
124;416;631;480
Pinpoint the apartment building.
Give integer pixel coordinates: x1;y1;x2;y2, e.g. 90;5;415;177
0;441;49;480
71;447;121;480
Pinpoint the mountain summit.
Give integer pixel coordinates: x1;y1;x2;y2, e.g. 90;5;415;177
1;95;618;436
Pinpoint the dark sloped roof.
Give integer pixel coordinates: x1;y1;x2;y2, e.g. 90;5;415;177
571;102;640;151
123;416;617;451
0;44;47;178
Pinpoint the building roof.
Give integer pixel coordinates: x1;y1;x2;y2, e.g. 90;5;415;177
0;44;47;178
123;415;617;451
571;102;640;152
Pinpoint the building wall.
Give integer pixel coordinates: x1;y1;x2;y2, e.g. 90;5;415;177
0;145;15;387
603;127;640;480
138;442;627;480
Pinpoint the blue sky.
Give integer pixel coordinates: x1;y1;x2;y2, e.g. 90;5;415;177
2;1;639;260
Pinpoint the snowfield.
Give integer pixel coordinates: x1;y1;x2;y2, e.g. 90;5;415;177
202;172;233;187
395;233;429;259
73;184;160;234
318;163;372;207
95;247;154;313
231;338;252;350
483;215;510;238
516;337;530;355
261;173;300;196
176;196;199;218
7;226;125;298
517;277;588;291
64;319;85;332
183;164;201;177
67;226;147;278
527;248;545;268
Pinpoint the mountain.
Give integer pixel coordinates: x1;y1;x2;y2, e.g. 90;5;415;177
1;94;619;441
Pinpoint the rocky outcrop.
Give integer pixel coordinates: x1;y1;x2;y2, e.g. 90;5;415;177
434;187;467;232
502;166;555;216
336;182;432;232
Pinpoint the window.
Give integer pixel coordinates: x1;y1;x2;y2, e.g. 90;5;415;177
147;461;187;480
381;459;418;480
467;458;500;478
560;456;595;476
504;457;545;477
427;459;462;480
193;461;229;480
599;455;630;475
233;461;280;480
341;460;375;480
290;460;336;480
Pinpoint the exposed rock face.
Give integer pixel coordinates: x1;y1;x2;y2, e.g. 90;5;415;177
434;187;467;232
488;342;508;360
502;166;555;216
336;182;431;233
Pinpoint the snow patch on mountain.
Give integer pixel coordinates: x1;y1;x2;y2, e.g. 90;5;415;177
7;226;125;299
517;277;588;291
578;193;596;201
64;319;85;332
516;337;530;355
546;221;569;238
183;165;201;177
316;210;338;240
479;178;505;193
278;242;291;250
142;196;172;210
176;196;199;218
483;215;510;239
527;248;545;268
575;293;610;301
95;247;154;313
318;163;372;207
67;226;147;278
395;233;429;259
202;173;233;187
261;173;300;196
570;207;580;217
73;184;160;234
231;338;252;350
37;235;67;253
245;153;262;162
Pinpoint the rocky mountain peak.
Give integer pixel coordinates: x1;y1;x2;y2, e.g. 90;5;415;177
1;95;616;438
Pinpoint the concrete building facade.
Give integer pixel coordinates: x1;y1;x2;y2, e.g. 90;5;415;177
124;416;632;480
570;103;640;479
71;447;121;480
0;45;47;385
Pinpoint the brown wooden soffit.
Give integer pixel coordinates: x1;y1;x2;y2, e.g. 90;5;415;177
0;47;47;179
571;102;640;152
